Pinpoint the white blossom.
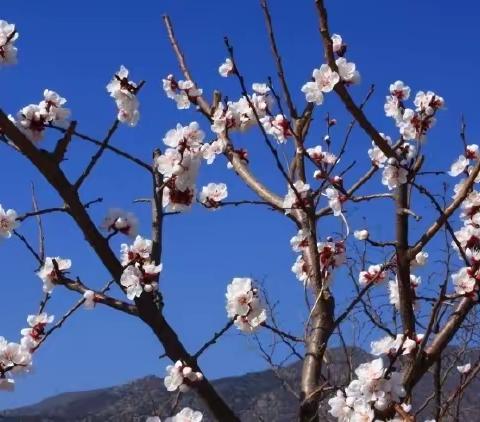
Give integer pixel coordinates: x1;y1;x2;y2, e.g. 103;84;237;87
0;339;32;383
336;57;360;84
389;80;410;100
36;257;72;293
325;187;343;216
0;20;19;66
162;74;203;110
301;65;339;105
199;183;228;209
330;357;405;420
449;155;469;177
292;255;311;286
367;134;392;168
225;277;266;332
155;148;183;178
20;313;54;350
83;290;96;310
252;83;270;95
389;275;421;310
120;266;144;300
359;265;385;286
100;208;138;237
307;145;337;166
106;65;140;126
162;185;196;213
414;90;444;115
328;390;353;421
120;259;162;300
261;114;291;144
382;159;408;190
0;204;18;238
283;181;310;214
313;65;340;92
448;146;478;178
218;58;234;77
371;334;420;356
163;122;205;151
290;229;309;252
157;143;201;213
164;361;203;393
40;90;70;124
120;235;152;265
354;230;369;240
451;267;477;295
413;251;429;266
165;407;203;422
384;95;401;120
457;363;471;374
15;104;44;141
201;138;227;164
331;34;343;53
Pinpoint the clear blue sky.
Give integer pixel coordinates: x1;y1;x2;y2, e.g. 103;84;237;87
0;0;479;411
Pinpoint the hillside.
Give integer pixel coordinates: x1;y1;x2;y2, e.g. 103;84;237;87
1;347;478;421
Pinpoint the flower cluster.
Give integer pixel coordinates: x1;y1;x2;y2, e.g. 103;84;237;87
100;208;138;237
291;237;346;287
282;180;310;215
359;264;386;286
120;235;162;299
0;204;18;238
328;357;406;421
201;137;227;165
381;158;409;190
290;229;309;252
13;90;70;142
36;257;72;293
384;80;444;141
308;145;337;178
199;183;228;209
225;277;267;332
367;133;393;168
0;337;32;391
370;333;423;357
449;186;480;296
106;65;140;126
260;114;292;144
0;20;18;66
155;122;223;212
20;313;54;350
368;133;415;191
162;74;203;109
210;83;272;136
147;408;203;422
451;265;479;296
301;64;339;105
164;360;203;392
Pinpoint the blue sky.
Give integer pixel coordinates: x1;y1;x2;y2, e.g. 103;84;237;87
0;0;479;411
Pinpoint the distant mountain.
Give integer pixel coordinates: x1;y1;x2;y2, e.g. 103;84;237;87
1;347;478;421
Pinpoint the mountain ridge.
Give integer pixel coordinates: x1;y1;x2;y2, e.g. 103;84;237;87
1;347;478;421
